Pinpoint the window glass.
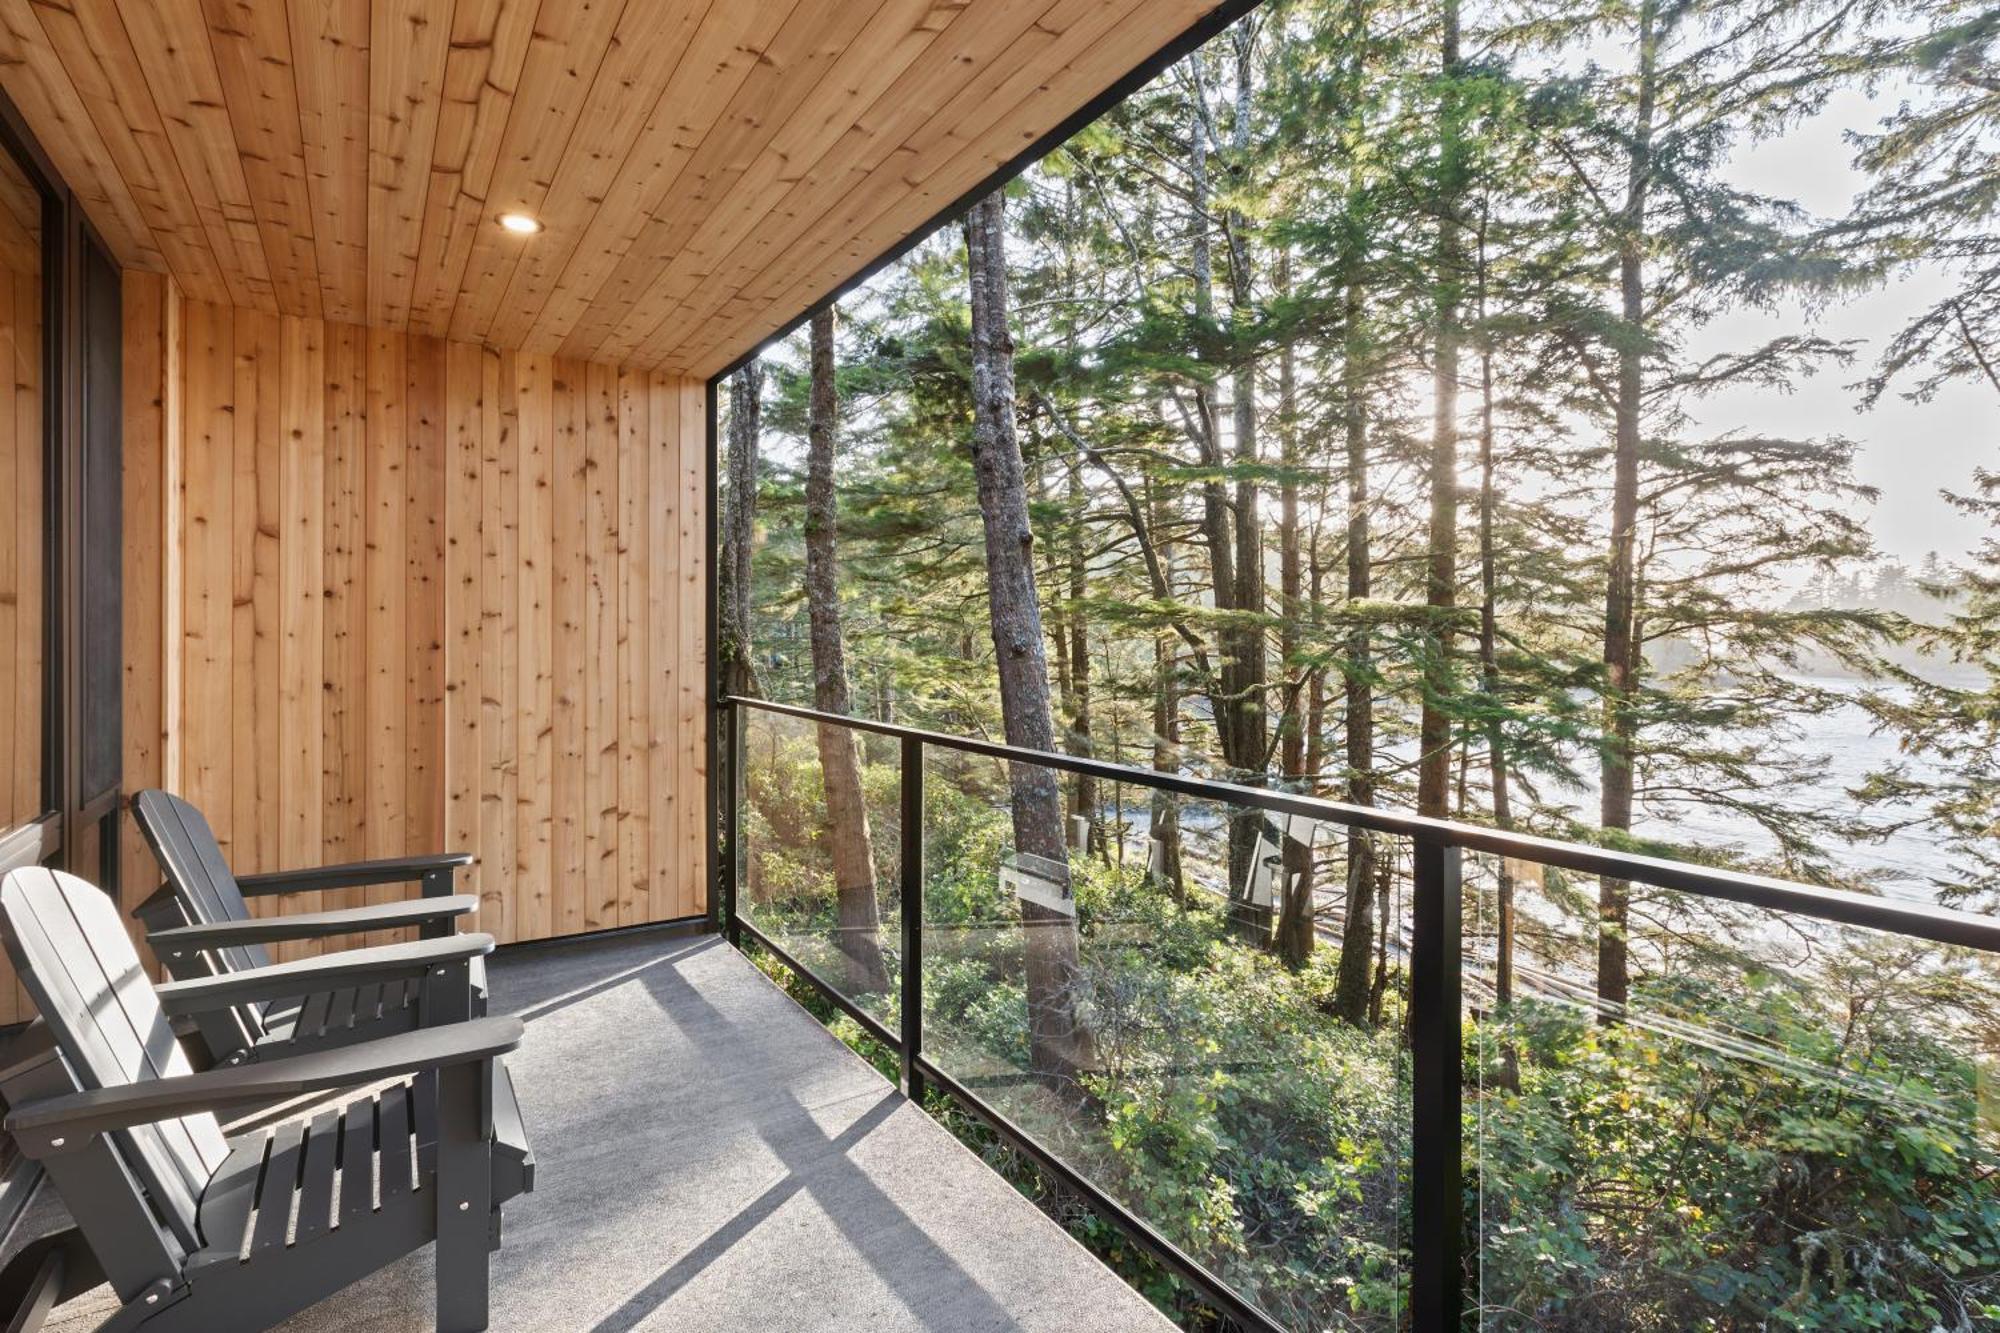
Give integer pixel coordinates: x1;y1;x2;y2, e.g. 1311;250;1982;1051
79;236;119;803
0;144;41;831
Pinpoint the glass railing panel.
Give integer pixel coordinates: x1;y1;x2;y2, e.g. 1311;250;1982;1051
918;745;1411;1330
736;704;902;1028
1465;848;2000;1329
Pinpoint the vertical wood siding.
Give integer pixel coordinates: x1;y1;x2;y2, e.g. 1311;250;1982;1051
116;288;708;964
0;220;41;875
119;271;178;964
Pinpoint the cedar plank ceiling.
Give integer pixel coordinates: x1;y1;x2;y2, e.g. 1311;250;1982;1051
0;0;1228;378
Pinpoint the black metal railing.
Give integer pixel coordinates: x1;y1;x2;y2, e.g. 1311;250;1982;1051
718;693;2000;1333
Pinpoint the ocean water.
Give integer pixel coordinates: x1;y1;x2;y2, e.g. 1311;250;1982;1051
1115;676;1964;902
1622;676;1960;900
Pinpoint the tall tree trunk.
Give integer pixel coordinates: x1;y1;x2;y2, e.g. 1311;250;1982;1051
1148;477;1186;902
1599;0;1659;1016
720;363;764;699
804;309;887;994
1305;532;1328;817
1187;55;1240;818
1066;455;1097;850
1220;31;1270;937
1334;272;1377;1026
965;190;1092;1085
1478;252;1523;1094
1370;852;1393;1027
1304;554;1328;954
1477;293;1515;1005
1036;438;1079;828
1417;0;1464;821
1275;248;1314;968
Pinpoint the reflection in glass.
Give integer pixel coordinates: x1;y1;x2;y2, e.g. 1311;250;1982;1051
1468;851;2000;1329
919;745;1410;1329
738;706;901;1025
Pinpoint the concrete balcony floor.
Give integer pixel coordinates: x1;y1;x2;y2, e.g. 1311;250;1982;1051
37;928;1172;1332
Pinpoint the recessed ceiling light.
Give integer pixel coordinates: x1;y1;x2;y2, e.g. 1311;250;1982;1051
498;212;542;235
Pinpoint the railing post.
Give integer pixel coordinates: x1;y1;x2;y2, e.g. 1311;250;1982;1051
899;735;925;1103
722;700;741;947
1411;835;1463;1332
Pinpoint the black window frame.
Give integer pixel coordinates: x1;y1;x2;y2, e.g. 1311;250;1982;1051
0;85;123;893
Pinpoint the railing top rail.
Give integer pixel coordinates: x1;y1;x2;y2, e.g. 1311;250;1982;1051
724;694;2000;955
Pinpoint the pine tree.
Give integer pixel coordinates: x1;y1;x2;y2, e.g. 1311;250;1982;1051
1849;2;2000;405
720;363;764;699
1517;0;1883;1005
965;189;1093;1086
1418;0;1469;822
804;308;889;994
1849;0;2000;905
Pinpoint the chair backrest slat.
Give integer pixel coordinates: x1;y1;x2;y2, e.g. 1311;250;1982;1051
0;867;228;1250
133;792;274;1022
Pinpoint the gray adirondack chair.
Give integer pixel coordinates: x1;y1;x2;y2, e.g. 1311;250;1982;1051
0;867;530;1332
130;790;487;1070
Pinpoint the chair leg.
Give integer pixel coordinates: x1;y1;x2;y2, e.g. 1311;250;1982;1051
434;1062;495;1333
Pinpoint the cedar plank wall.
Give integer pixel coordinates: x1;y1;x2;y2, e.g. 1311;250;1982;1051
118;270;707;965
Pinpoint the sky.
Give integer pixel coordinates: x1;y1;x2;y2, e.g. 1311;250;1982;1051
1694;84;1996;570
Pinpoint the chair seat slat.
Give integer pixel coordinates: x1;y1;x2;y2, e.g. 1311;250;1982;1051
259;994;304;1041
414;1073;440;1183
252;1123;306;1257
379;1083;415;1200
339;1098;375;1223
295;1111;341;1244
293;992;335;1045
324;987;359;1033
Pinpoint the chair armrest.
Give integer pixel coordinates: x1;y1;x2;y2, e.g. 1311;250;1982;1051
235;852;475;897
153;934;494;1016
148;895;478;951
6;1016;524;1155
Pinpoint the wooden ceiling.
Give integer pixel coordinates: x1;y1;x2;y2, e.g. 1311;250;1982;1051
0;0;1227;377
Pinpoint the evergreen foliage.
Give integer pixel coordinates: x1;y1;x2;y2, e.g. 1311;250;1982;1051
724;0;2000;1326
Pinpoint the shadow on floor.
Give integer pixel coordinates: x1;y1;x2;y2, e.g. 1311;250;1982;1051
30;927;1173;1333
